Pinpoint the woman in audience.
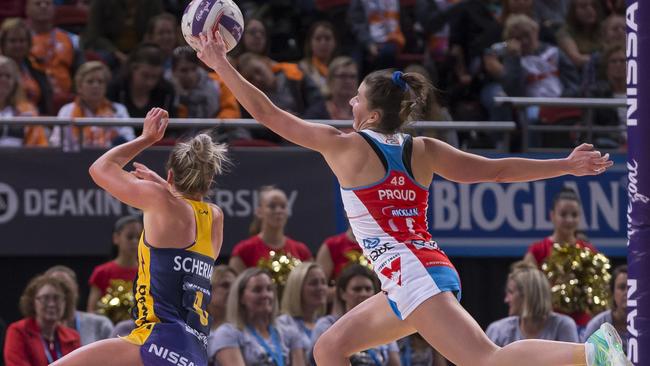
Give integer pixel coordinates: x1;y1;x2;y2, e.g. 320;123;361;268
144;12;179;80
208;265;238;331
486;264;579;346
305;56;358;121
298;21;337;95
524;188;597;266
209;268;307;366
316;226;362;284
278;262;328;348
0;18;52;115
81;0;163;66
44;266;114;346
52;61;134;151
0;55;48;146
106;43;176;119
524;187;599;328
171;46;239;119
556;0;604;68
231;17;269;62
229;186;313;273
87;215;142;312
584;44;626;148
582;265;628;351
310;265;400;366
4;275;80;365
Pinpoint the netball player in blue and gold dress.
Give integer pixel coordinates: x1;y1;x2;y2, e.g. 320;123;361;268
53;107;227;366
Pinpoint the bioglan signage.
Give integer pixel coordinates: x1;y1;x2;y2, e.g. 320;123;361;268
0;150;629;258
428;156;627;256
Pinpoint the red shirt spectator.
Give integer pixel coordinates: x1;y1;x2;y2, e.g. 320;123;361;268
231;235;313;268
526;236;597;266
4;318;80;366
88;261;138;295
317;230;364;281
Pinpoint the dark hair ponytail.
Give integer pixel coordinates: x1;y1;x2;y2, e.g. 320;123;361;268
362;69;435;134
552;187;580;210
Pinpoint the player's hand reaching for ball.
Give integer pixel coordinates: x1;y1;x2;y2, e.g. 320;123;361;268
197;30;229;71
141;107;169;143
565;143;613;176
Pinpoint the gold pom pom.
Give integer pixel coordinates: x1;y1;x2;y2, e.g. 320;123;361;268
95;279;135;323
257;251;302;295
342;250;373;271
542;243;611;315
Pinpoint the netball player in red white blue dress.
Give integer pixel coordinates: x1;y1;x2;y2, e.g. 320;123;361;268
197;30;628;366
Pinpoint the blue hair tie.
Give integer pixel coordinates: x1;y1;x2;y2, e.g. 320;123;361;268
391;71;408;91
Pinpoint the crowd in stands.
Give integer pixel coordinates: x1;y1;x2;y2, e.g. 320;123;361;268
2;186;629;365
0;0;628;150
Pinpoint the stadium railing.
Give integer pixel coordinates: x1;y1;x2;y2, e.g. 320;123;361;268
0;118;517;152
494;96;627;152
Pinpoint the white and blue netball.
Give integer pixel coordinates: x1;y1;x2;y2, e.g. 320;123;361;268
181;0;244;52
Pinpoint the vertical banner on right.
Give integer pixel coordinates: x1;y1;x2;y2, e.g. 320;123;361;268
626;1;648;364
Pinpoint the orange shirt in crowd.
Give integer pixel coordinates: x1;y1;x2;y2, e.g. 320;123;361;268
30;29;74;100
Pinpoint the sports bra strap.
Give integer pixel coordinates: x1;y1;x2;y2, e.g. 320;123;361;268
402;134;414;178
357;131;388;172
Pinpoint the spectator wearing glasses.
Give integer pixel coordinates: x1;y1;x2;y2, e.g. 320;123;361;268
304;56;358;121
4;275;80;366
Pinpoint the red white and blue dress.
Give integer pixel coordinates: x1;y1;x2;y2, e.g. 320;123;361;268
340;130;462;319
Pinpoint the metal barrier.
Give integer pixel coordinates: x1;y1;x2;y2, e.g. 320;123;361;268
0;117;517;151
494;96;627;152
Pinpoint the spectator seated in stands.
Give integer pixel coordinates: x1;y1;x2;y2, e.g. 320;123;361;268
278;262;328;351
208;268;308;366
81;0;163;67
316;227;362;285
404;63;460;148
0;18;53;115
229;186;313;273
491;14;580;100
556;0;604;69
144;12;179;80
0;55;49;147
51;61;134;151
208;265;238;332
87;215;142;313
44;265;114;346
486;263;579;346
310;265;400;366
304;56;358;121
584;44;626;149
582;265;628;352
205;265;237;362
524;187;597;327
106;43;177;120
298;21;338;96
237;52;325;143
230;17;270;67
4;275;80;366
347;0;405;76
171;46;239;119
580;14;625;94
26;0;81;113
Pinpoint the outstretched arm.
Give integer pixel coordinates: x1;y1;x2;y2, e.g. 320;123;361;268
89;108;170;210
196;31;345;153
424;139;613;183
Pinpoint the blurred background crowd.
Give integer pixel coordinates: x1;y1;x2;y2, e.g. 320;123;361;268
2;186;629;365
0;0;627;151
0;0;630;364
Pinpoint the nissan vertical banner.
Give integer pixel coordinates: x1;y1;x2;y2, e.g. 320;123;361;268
626;0;648;364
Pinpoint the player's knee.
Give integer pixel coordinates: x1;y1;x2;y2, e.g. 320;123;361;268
313;331;342;363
